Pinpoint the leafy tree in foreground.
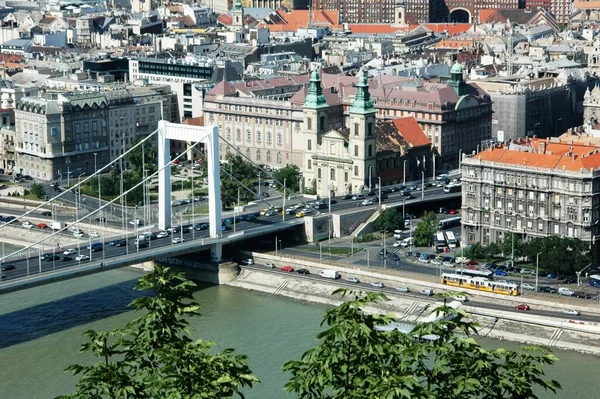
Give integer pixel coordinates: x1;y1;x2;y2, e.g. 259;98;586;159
412;210;438;247
30;182;46;199
283;289;560;399
374;207;405;232
272;164;301;194
58;266;258;399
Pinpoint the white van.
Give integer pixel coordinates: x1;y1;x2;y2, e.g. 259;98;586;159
400;237;413;247
393;230;403;239
320;270;341;279
558;287;575;296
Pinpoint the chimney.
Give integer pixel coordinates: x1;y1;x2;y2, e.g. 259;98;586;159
538;141;546;154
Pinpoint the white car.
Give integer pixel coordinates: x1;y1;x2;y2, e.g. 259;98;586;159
345;277;360;283
89;232;99;238
73;232;84;238
156;231;169;239
172;237;184;244
442;261;454;268
563;309;580;316
75;254;89;261
22;222;33;229
241;259;254;265
418;258;430;264
392;241;402;247
63;249;77;256
395;286;410;293
371;282;384;288
361;200;374;206
453;295;469;302
521;283;536;291
129;219;142;226
264;263;275;269
430;259;441;265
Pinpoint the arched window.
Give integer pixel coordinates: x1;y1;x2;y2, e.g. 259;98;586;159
266;151;271;162
354;145;359;157
354;123;359;136
319;116;325;131
256;150;261;161
330;168;335;181
226;127;232;140
236;128;241;141
256;131;262;144
308;160;312;170
368;144;373;157
277;132;283;146
245;148;251;159
246;129;251;142
330;143;335;154
344;172;348;182
354;166;359;176
317;168;322;179
307;139;312;151
307;117;312;130
267;132;272;145
367;122;373;136
277;152;282;163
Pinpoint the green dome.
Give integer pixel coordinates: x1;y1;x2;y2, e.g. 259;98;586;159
451;62;463;74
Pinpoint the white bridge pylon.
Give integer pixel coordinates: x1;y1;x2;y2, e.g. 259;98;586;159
158;121;222;261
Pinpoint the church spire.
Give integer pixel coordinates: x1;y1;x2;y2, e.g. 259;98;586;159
233;0;243;10
303;67;328;109
350;69;374;114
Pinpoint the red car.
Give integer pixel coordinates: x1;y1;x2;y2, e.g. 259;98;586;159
465;259;479;266
37;223;48;229
280;266;294;272
515;304;531;311
449;209;459;215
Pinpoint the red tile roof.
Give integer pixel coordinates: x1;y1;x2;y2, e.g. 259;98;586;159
258;8;340;31
392;117;431;148
347;24;407;34
475;138;600;172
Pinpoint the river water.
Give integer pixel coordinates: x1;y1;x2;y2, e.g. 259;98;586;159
0;268;598;399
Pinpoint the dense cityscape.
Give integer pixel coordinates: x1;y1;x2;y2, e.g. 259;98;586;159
1;0;600;397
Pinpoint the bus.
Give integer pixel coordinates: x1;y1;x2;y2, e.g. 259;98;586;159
438;216;461;230
445;231;457;248
435;232;447;251
455;268;494;279
444;184;461;193
441;273;519;296
589;274;600;288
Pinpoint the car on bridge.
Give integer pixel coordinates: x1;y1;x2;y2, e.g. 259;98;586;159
173;237;185;244
157;231;169;239
60;256;73;262
1;265;15;271
40;211;52;217
115;239;127;247
75;255;90;261
63;249;77;256
361;200;374;206
538;286;557;293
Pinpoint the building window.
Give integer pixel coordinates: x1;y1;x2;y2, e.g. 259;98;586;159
277;152;282;163
245;148;251;159
277;133;283;146
319;116;325;131
307;118;312;130
354;145;359;156
354;166;359;176
354;123;359;136
246;130;251;142
256;131;262;144
308;160;312;170
330;168;335;181
236;129;241;141
226;128;231;140
267;132;272;145
367;122;373;136
266;151;271;162
256;150;261;161
318;168;322;179
307;139;312;151
344;172;348;182
367;145;373;157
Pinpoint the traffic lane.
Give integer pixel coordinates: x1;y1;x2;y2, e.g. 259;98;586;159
469;299;600;323
0;215;284;281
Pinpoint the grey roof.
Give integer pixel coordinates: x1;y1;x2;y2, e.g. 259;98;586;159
243;7;273;21
1;39;32;49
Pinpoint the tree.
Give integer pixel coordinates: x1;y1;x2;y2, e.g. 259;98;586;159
126;137;158;177
58;266;258;399
221;153;259;208
29;183;46;199
284;290;561;399
463;243;487;260
499;232;523;261
272;165;301;193
412;211;438;247
522;236;591;276
374;208;405;232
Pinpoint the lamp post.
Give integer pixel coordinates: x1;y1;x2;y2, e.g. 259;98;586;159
458;149;462;172
234;187;240;232
536;252;542;292
402;197;406;220
368;165;373;192
378;176;381;206
421;171;425;199
383;231;387;269
432;153;436;181
403;159;406;186
282;178;287;222
275;236;278;256
66;160;70;187
257;172;261;197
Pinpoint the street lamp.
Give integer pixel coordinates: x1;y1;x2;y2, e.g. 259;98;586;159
458;149;462;172
368;165;373;192
66;160;70;187
282;178;287;222
378;176;382;206
536;252;542;292
421;171;425;199
403;159;406;186
257;172;261;197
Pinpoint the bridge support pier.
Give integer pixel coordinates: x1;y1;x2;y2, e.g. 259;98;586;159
211;242;223;262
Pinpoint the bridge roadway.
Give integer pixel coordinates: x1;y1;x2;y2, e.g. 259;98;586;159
0;186;460;291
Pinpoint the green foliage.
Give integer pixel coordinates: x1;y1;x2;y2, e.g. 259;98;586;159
29;183;46;199
374;208;405;232
284;290;561;399
462;243;487;260
522;236;591;276
304;187;317;195
125;137;158;177
58;266;258;399
221;153;259;208
413;211;438;247
499;232;523;261
353;233;375;243
272;164;301;193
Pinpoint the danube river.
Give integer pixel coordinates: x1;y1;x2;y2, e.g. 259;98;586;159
0;268;599;399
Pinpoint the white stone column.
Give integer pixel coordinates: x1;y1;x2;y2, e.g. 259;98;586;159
158;120;172;230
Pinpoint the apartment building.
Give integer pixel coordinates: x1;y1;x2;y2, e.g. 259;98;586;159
460;137;600;248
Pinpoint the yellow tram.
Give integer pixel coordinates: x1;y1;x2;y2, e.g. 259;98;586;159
441;273;520;296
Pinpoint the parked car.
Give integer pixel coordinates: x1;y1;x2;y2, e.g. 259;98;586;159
63;249;77;256
37;223;48;229
297;268;310;275
573;291;591;299
521;283;536;291
280;266;294;272
172;237;185;244
345;277;359;283
547;273;556;279
453;295;468;302
515;304;531;311
75;255;90;261
563;309;581;316
539;286;557;293
371;282;384;288
493;269;508;276
449;209;459;215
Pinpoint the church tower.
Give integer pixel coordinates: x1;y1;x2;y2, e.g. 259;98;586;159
232;0;244;31
302;67;329;194
348;69;377;194
447;62;467;97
